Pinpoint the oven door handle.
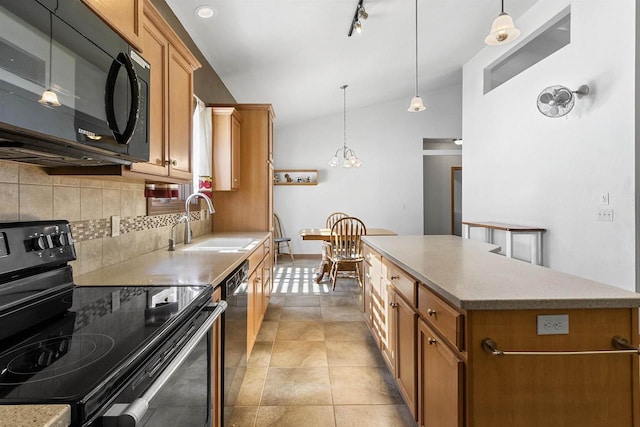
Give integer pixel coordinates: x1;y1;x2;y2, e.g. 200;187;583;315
102;301;227;427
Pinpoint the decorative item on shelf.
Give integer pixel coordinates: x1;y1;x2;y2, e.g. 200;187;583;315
348;0;368;36
198;175;212;197
485;0;521;45
274;170;318;186
329;85;362;168
407;0;425;112
536;85;589;118
39;0;61;107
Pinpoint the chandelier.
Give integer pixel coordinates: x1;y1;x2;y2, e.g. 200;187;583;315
329;85;362;168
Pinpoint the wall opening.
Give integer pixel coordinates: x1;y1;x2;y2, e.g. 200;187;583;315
484;7;571;94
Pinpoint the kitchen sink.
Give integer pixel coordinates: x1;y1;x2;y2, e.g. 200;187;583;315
183;237;257;252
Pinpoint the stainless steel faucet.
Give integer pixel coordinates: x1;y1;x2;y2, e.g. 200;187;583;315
184;192;215;244
168;214;188;251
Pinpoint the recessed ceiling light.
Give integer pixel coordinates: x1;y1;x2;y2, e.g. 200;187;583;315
195;5;216;19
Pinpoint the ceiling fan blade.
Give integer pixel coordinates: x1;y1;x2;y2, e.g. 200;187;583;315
539;92;554;104
550;106;559;116
555;90;572;105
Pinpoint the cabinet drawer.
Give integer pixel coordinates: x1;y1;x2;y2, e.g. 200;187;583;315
248;245;265;272
385;261;416;306
364;246;382;273
418;285;464;351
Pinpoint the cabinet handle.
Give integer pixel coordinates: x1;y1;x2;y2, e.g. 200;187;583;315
427;309;437;316
390;275;400;280
390;302;399;308
428;337;437;345
164;159;178;166
481;337;640;357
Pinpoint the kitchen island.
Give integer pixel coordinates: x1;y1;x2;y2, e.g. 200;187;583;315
362;235;640;427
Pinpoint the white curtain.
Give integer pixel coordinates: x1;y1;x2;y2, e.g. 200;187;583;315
192;95;212;194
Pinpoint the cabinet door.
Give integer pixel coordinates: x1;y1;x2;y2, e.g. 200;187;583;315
380;279;394;371
418;319;463;427
231;113;241;189
394;290;417;418
167;45;193;180
81;0;143;51
363;261;372;328
129;14;169;176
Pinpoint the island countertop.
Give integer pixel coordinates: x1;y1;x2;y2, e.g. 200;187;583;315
362;235;640;310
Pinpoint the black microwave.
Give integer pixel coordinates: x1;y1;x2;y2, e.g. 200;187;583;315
0;0;150;167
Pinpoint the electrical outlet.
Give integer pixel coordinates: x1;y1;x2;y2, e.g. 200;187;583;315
597;208;613;222
600;192;609;205
111;215;120;236
537;314;569;335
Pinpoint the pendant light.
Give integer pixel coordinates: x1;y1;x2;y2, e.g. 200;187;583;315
39;1;61;107
408;0;425;112
485;0;521;45
329;85;361;168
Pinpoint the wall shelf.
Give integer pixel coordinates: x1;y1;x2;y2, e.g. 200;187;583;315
274;169;318;186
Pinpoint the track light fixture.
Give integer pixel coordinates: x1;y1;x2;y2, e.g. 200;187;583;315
348;0;367;37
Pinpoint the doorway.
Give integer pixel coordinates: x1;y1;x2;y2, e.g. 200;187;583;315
422;139;462;235
451;166;462;236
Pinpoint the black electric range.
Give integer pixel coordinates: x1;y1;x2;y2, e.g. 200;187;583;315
0;221;222;426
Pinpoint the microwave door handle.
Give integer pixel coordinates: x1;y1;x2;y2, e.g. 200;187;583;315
105;52;140;145
102;301;227;427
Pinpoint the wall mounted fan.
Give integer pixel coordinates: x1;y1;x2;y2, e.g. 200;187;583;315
536;85;589;118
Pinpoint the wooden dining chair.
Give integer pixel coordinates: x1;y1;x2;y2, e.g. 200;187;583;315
322;212;349;266
325;212;349;229
273;213;294;263
327;216;367;290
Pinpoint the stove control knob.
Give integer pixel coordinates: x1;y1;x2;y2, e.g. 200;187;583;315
51;233;67;248
30;236;47;251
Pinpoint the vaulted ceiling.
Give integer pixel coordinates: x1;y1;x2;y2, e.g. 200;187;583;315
165;0;540;128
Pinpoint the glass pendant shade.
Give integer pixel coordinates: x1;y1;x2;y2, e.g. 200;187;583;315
408;95;426;112
39;90;61;107
328;85;362;169
485;12;521;45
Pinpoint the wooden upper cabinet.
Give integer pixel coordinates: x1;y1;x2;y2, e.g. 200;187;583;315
81;0;143;52
130;12;168;176
211;107;242;191
167;45;194;180
128;0;201;182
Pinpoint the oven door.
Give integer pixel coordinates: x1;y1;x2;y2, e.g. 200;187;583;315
100;301;226;427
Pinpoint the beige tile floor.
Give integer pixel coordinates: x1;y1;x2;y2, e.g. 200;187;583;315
227;258;417;427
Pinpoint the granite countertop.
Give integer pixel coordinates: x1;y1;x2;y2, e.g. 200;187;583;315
0;405;70;427
362;235;640;310
75;231;270;287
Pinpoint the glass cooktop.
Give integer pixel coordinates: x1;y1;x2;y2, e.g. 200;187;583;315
0;284;211;403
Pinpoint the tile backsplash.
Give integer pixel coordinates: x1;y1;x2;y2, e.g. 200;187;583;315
0;160;212;276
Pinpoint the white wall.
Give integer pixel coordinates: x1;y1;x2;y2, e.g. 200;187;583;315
274;84;462;254
463;0;636;290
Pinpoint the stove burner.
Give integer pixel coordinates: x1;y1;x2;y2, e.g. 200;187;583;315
0;333;115;385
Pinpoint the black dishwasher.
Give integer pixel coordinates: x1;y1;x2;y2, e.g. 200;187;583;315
221;260;249;426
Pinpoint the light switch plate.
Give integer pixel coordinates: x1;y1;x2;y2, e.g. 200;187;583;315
537;314;569;335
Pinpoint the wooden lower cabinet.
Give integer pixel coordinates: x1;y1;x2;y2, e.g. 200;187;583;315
418;319;463;427
390;286;417;417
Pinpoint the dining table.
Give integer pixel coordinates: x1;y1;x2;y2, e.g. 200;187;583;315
299;227;397;283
